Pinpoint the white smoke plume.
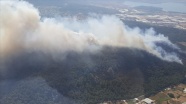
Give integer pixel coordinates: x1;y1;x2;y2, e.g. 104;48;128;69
0;0;182;64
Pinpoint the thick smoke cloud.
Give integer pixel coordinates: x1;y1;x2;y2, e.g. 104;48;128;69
0;0;182;64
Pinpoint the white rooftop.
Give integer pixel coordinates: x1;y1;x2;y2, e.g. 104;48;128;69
184;88;186;92
142;98;153;104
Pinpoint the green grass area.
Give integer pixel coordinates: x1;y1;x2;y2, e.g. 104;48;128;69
126;100;135;104
155;93;171;104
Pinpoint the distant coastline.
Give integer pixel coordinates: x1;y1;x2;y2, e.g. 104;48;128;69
124;1;186;13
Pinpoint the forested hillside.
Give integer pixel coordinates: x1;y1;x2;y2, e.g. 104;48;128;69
2;46;185;104
39;47;186;103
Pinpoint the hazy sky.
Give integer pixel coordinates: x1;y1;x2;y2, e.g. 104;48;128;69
122;0;186;3
25;0;186;3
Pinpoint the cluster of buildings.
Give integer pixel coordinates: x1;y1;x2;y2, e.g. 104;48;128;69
90;3;186;30
116;9;186;30
101;97;155;104
101;85;186;104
